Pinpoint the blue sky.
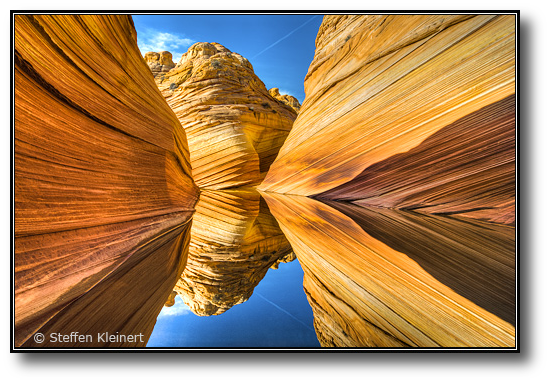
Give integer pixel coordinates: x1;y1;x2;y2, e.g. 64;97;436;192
132;14;324;102
147;259;320;348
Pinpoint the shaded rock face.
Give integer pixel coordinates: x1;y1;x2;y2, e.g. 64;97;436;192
259;15;516;225
14;14;199;347
317;95;516;225
144;51;176;78
154;42;298;189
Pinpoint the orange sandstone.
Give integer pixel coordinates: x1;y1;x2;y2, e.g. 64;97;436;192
155;43;297;189
259;15;516;225
14;14;199;347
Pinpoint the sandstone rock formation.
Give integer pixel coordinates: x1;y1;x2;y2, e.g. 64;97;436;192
174;189;292;316
262;193;515;347
268;88;301;112
144;51;176;78
13;13;517;349
154;42;298;189
317;95;516;225
14;14;199;347
259;15;516;225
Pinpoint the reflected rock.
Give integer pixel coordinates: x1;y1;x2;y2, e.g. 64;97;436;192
270;251;297;270
155;43;297;189
22;222;192;347
259;15;515;225
175;189;292;316
262;193;515;347
14;15;199;346
164;291;178;307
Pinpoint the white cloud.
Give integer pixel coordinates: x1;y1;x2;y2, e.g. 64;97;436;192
137;28;195;63
157;295;191;317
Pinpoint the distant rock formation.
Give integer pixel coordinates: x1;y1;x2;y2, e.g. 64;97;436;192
259;15;516;225
144;51;176;78
153;43;298;189
269;88;301;112
14;14;199;347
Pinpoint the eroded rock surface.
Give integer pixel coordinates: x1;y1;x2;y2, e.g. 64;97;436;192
144;51;176;78
269;88;301;112
317;95;516;225
14;14;199;347
154;43;298;189
259;15;516;225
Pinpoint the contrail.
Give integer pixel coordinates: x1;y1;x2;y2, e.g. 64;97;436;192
255;293;316;333
251;15;320;59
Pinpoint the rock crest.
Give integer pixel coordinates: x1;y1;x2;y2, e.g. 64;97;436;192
149;42;298;189
269;88;301;112
144;51;176;78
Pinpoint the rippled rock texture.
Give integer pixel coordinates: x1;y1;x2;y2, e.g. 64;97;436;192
14;14;199;347
262;193;515;347
14;13;516;349
259;15;516;225
174;189;292;316
154;42;298;189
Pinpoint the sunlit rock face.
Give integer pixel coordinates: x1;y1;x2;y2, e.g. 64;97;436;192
154;42;298;189
259;15;516;225
144;51;176;78
174;189;293;316
14;14;199;347
268;88;301;112
262;193;515;347
317;95;516;225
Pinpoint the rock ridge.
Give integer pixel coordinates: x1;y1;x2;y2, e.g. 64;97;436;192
144;51;176;78
259;15;516;225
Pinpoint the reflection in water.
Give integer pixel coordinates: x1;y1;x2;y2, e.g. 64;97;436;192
324;200;516;326
261;193;515;348
15;188;515;348
20;221;192;347
173;189;293;316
